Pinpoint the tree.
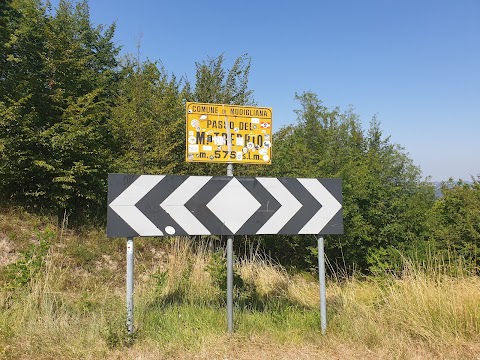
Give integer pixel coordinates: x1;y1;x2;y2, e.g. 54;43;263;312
258;92;436;272
0;0;120;223
0;0;20;94
0;0;52;208
110;53;257;177
190;53;254;106
428;177;480;271
181;53;256;177
358;117;436;273
110;53;186;175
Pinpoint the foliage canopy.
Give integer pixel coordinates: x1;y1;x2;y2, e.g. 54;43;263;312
1;0;477;273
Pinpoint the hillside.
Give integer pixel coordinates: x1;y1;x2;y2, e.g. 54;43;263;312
1;208;479;359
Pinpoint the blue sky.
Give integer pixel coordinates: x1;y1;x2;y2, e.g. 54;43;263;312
50;0;479;181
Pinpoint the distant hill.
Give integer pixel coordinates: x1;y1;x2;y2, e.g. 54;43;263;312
434;182;443;198
432;180;474;198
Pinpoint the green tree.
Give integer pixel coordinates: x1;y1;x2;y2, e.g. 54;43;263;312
0;0;52;208
182;53;256;176
358;117;436;273
0;0;20;94
259;92;435;272
190;53;254;106
110;54;186;175
428;177;480;271
0;0;119;223
110;53;256;177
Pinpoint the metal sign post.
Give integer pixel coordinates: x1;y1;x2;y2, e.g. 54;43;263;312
317;236;327;334
226;235;234;333
226;163;234;333
126;237;134;335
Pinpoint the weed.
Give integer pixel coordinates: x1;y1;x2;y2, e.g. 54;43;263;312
1;227;54;289
104;315;136;349
206;250;245;300
67;243;100;271
152;269;168;296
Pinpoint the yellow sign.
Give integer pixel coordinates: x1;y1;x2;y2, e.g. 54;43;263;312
185;102;272;164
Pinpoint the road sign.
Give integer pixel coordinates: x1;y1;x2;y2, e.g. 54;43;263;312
107;174;342;237
185;102;272;164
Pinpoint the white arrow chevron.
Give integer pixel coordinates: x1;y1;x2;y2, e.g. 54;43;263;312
160;176;212;235
297;179;342;234
109;175;164;236
256;177;302;234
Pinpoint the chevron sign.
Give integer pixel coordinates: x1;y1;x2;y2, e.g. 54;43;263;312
107;174;343;237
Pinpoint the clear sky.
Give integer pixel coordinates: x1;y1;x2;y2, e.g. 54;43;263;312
50;0;479;181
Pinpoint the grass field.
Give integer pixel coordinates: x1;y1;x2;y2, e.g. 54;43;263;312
0;208;479;359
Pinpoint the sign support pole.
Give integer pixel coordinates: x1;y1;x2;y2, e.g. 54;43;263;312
126;237;134;335
226;163;234;333
317;236;327;334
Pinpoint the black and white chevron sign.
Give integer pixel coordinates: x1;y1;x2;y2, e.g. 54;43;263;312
107;174;342;237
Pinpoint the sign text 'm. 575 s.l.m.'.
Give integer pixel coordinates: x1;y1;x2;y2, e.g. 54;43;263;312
185;102;272;164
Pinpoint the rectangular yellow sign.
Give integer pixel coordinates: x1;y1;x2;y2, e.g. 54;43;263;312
185;102;272;164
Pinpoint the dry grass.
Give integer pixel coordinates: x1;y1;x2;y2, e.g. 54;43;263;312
0;211;479;359
325;263;480;359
